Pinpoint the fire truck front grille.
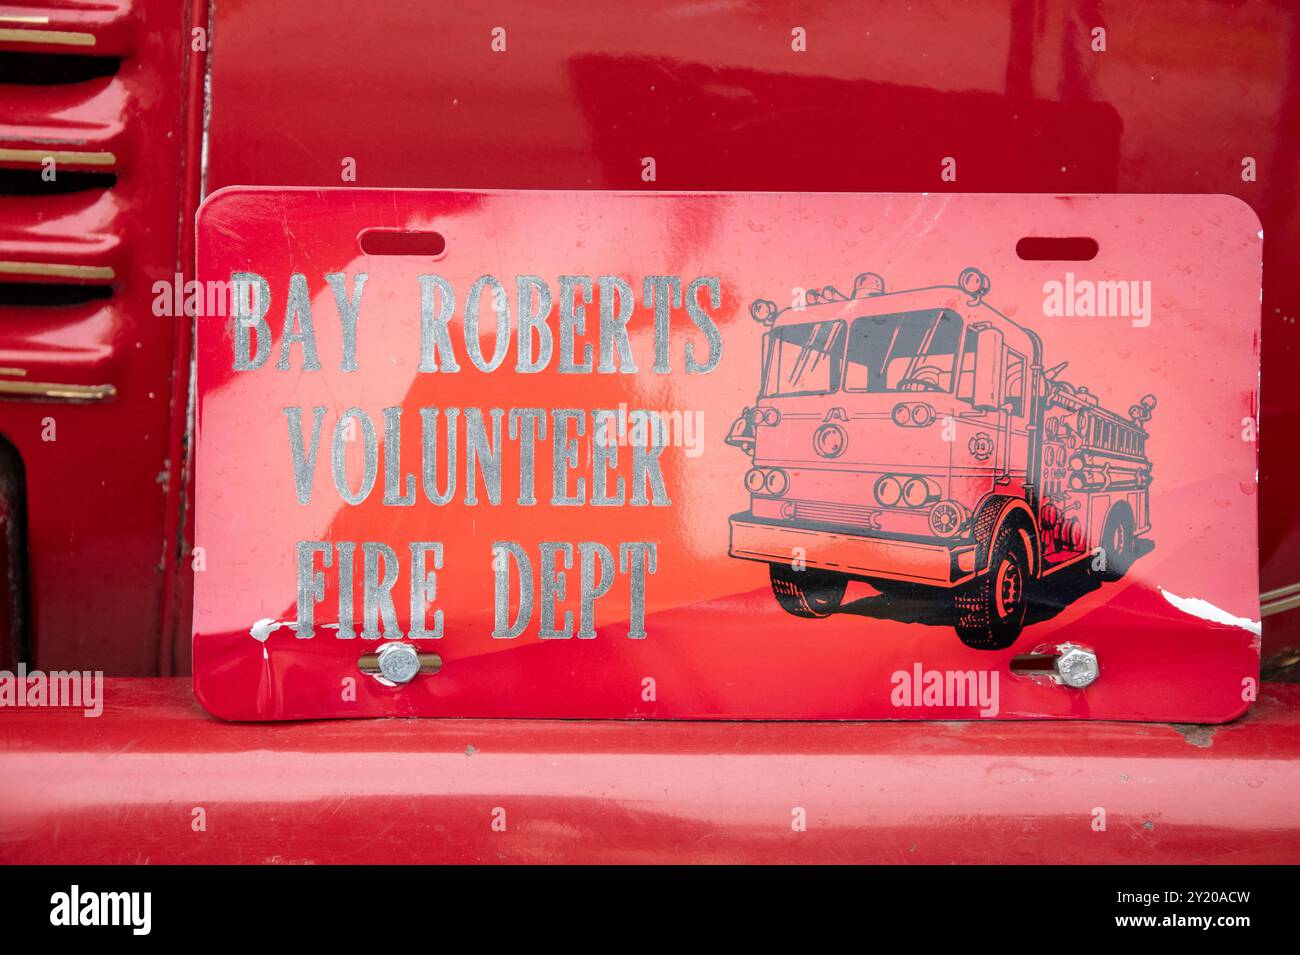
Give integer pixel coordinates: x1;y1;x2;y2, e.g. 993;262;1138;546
792;500;881;528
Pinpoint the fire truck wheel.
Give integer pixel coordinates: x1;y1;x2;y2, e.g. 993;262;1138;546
1096;506;1136;581
769;565;847;618
953;524;1030;650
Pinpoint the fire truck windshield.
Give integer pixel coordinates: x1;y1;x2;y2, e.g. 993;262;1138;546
762;320;846;396
761;309;965;397
843;308;964;394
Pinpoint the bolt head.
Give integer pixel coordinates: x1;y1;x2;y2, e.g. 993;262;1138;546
1054;646;1099;688
376;642;421;685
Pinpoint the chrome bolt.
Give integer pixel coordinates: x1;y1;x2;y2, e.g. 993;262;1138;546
376;642;422;685
1054;646;1099;689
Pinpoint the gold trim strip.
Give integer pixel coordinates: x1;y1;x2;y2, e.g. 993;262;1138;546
0;380;115;402
0;148;116;167
0;28;95;46
0;260;114;281
1261;580;1300;604
1262;592;1300;618
0;15;50;24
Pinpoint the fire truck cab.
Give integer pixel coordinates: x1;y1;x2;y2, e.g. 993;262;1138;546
727;268;1155;650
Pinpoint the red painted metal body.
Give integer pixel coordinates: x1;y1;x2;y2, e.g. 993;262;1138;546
1;0;1296;675
2;678;1299;864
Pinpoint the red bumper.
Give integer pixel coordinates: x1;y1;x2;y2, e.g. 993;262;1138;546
1;679;1298;864
729;513;973;585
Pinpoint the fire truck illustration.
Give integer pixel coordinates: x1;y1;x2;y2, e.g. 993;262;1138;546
726;268;1157;650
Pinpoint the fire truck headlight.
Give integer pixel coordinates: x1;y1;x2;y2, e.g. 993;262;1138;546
749;406;781;427
744;468;767;493
813;423;847;458
902;477;939;507
928;500;968;537
764;468;789;496
958;267;991;302
874;475;903;507
891;402;936;427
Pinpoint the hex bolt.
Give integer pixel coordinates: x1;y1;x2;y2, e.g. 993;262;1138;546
375;642;422;685
1054;646;1099;689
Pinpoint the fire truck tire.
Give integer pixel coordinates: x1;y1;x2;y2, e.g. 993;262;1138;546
1095;505;1136;581
953;524;1030;650
768;564;847;618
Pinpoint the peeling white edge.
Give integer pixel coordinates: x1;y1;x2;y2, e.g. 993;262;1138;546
249;618;289;642
249;620;339;642
1160;588;1261;635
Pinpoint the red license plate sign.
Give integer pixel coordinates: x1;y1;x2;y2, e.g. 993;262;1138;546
194;189;1261;721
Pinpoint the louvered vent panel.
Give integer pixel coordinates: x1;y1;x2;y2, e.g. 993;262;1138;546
0;2;137;400
0;0;199;674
